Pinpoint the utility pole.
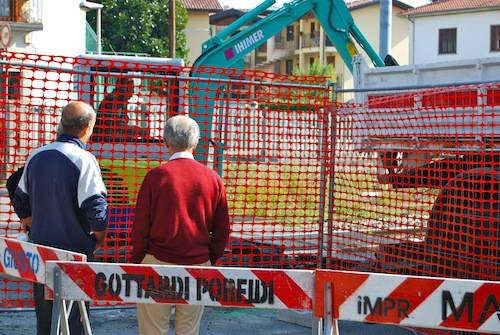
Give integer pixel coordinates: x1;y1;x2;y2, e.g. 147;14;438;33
379;0;392;60
168;0;176;58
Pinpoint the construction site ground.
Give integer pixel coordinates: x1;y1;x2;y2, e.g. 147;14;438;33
0;306;424;335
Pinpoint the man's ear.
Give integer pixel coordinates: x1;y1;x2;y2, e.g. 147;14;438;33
79;123;93;142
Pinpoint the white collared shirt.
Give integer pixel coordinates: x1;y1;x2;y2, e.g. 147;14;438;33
169;151;195;161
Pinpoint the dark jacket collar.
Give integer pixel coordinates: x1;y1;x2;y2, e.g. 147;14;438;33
56;134;85;149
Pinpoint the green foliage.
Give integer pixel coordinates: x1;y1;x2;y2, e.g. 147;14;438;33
224;163;323;224
88;0;188;59
283;62;335;105
292;62;336;81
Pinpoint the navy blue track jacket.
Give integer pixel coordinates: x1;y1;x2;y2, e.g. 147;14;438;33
13;135;108;254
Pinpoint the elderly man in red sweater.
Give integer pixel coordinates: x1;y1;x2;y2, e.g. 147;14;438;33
131;114;230;335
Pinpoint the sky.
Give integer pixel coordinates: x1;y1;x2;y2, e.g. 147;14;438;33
218;0;431;10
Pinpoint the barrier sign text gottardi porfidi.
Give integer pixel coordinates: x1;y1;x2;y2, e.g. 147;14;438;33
45;262;314;310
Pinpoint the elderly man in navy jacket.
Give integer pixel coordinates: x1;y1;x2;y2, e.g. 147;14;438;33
14;101;108;335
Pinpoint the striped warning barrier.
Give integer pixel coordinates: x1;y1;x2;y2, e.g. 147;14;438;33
0;237;86;284
45;261;314;310
314;270;500;334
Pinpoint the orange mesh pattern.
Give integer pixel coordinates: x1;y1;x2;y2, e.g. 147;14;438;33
0;52;330;307
328;84;499;284
0;52;498;326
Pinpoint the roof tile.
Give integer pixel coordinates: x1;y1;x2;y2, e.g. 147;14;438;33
404;0;500;16
180;0;222;12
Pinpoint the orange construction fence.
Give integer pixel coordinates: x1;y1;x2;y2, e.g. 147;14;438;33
0;52;498;331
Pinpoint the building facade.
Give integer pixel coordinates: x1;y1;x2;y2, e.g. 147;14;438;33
210;0;412;90
0;0;43;52
403;0;500;64
180;0;222;65
1;0;88;56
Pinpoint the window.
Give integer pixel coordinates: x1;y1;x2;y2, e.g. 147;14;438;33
310;22;316;38
285;60;293;75
438;28;457;54
310;57;315;67
275;32;282;43
0;71;21;100
491;25;500;52
274;61;281;73
327;55;336;66
0;0;10;19
286;25;294;41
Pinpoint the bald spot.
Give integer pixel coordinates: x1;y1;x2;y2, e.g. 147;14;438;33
60;101;96;137
62;101;94;121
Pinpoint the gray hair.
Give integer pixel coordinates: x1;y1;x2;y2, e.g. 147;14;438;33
59;101;96;137
163;115;200;150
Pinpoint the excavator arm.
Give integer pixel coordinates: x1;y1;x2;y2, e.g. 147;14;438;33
194;0;384;71
189;0;385;167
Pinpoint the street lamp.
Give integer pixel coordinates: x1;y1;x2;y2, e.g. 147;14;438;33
80;1;104;54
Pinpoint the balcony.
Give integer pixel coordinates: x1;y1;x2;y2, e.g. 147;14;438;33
298;35;336;50
302;34;320;48
256;43;267;53
0;0;43;31
275;39;299;50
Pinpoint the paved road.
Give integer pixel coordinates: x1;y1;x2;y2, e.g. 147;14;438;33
0;307;424;335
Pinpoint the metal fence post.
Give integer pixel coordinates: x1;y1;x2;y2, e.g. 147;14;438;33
50;267;65;335
318;80;334;269
323;282;339;335
324;83;339;266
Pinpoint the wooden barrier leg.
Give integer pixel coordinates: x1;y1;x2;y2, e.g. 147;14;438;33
313;317;323;335
78;300;93;335
60;300;71;335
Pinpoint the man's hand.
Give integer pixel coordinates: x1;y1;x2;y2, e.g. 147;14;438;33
92;231;107;250
20;217;32;232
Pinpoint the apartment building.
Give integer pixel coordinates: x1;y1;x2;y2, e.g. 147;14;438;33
1;0;89;55
180;0;223;65
0;0;43;51
211;0;412;90
403;0;500;64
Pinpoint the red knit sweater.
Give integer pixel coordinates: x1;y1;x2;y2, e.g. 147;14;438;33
130;158;230;265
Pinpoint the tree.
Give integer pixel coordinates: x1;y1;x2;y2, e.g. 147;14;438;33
89;0;188;60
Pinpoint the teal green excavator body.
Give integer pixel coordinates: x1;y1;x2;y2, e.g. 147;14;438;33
190;0;385;167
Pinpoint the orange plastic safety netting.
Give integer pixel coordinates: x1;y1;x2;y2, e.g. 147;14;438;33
0;52;331;307
0;51;498;320
327;84;499;283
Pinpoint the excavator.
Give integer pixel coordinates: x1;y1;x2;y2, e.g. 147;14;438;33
75;0;390;168
189;0;390;163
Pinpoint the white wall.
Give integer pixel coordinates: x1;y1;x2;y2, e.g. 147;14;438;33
339;4;410;96
411;10;500;64
30;0;87;56
186;12;212;65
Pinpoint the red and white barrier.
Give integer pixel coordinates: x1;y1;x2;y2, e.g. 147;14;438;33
315;270;500;333
2;238;496;335
45;261;314;310
0;237;86;284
